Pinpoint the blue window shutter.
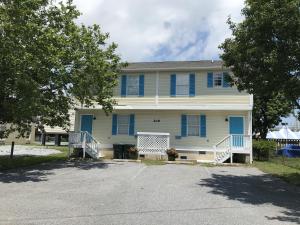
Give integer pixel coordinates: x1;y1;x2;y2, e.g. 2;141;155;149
112;114;118;135
139;74;144;96
181;115;187;137
170;74;176;96
200;115;206;137
223;72;230;88
207;72;213;88
129;114;135;136
121;75;127;97
189;73;195;96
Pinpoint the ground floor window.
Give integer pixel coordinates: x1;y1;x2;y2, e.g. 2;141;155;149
187;115;200;136
117;115;130;135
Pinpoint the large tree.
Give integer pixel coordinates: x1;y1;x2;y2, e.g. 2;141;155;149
0;0;125;137
220;0;300;138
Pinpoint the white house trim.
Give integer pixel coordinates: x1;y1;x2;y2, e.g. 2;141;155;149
155;71;159;105
77;104;251;111
122;66;224;72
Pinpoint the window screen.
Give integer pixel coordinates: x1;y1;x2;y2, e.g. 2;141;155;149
127;75;139;95
118;115;129;134
187;115;199;136
176;74;189;96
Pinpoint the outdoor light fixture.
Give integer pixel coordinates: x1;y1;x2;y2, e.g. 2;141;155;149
225;118;228;122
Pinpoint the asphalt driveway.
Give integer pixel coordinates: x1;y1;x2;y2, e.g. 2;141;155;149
0;161;299;225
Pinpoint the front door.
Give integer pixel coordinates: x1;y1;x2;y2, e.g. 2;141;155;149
80;115;93;134
229;116;244;148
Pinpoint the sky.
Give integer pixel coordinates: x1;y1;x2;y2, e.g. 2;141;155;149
72;0;245;62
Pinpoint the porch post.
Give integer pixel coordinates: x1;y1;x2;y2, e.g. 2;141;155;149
248;111;253;164
83;132;86;159
213;146;217;164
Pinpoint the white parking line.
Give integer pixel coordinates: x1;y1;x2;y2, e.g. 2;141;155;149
204;166;211;176
130;165;147;181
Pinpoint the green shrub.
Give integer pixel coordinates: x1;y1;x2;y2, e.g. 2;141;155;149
253;140;276;161
166;148;178;161
128;147;139;160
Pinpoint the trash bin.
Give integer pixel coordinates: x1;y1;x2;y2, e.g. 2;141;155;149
113;144;135;159
113;144;124;159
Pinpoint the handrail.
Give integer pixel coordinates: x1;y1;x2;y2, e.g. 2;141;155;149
215;135;231;148
69;131;101;158
84;131;100;144
214;134;252;163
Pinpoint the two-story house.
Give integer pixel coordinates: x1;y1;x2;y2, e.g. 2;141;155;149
70;60;253;163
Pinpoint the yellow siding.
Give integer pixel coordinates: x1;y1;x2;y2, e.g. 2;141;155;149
114;71;247;98
158;72;169;96
112;70;249;107
3;126;35;144
113;95;250;106
76;109;249;149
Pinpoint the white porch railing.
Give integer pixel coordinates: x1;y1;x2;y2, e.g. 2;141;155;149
69;131;102;159
214;134;252;164
137;132;170;155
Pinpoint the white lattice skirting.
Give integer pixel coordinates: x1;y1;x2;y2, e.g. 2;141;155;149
137;132;170;155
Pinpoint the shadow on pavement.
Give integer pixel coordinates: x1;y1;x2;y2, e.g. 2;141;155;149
0;160;113;184
198;173;300;224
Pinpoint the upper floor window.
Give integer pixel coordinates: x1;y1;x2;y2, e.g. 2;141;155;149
213;73;223;87
121;75;144;97
176;75;189;96
207;72;230;88
170;73;195;97
127;75;139;95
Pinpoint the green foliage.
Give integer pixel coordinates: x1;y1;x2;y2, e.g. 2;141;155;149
0;146;69;171
0;0;125;137
254;158;300;186
142;159;166;166
220;0;300;138
253;140;276;161
128;147;138;160
166;148;179;161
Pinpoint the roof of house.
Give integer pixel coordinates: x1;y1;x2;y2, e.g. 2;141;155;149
122;60;224;72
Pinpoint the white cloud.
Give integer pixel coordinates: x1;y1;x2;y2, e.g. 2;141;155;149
72;0;244;62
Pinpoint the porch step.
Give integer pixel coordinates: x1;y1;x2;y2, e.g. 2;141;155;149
69;131;102;159
215;149;230;163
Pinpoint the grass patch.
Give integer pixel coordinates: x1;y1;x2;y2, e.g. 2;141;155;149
199;162;216;167
254;157;300;186
0;146;69;171
141;159;166;166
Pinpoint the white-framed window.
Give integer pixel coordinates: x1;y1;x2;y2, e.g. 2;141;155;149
213;73;223;87
187;115;199;136
127;75;139;95
117;115;129;135
176;74;189;96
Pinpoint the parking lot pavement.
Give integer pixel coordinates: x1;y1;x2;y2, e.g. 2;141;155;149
0;161;299;225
